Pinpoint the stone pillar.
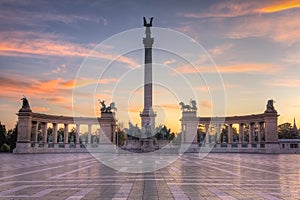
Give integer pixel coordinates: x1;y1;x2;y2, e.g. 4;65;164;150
88;124;92;144
181;112;198;143
216;124;221;143
76;124;80;144
228;124;232;143
239;123;243;143
264;112;278;143
112;125;116;144
258;122;262;143
42;122;47;143
249;123;254;143
53;123;58;143
64;124;69;143
99;112;117;144
180;111;198;153
205;124;210;144
32;122;38;143
14;109;32;153
264;100;279;153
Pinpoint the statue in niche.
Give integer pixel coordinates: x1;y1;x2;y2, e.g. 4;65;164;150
70;135;74;143
58;134;63;143
81;136;86;145
222;135;226;143
233;134;238;142
143;17;153;27
38;134;43;143
48;135;53;143
92;136;97;144
199;134;204;142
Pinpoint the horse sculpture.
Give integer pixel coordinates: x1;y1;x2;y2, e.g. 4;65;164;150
99;100;117;113
179;99;197;112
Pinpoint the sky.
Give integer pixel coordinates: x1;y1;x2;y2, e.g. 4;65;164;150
0;0;300;132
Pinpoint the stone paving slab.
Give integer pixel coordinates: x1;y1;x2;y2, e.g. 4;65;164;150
0;153;299;199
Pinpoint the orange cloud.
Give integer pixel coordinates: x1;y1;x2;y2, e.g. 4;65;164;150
259;0;300;13
265;78;300;87
209;43;233;56
196;83;239;92
32;106;50;112
200;101;212;109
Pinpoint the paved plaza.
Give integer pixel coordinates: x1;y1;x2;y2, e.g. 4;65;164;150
0;153;299;200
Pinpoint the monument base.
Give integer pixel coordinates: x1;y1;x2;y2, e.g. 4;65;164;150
13;142;32;153
140;139;155;152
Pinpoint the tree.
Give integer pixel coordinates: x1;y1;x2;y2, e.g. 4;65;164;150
115;127;126;146
6;123;18;152
0;122;6;148
155;125;175;140
278;123;298;139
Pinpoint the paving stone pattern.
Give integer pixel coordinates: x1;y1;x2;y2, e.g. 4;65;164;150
0;153;299;199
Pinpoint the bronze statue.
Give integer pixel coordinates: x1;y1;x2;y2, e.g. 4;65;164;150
21;96;30;109
143;17;153;27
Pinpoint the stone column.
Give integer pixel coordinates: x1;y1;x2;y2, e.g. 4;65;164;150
228;124;232;143
239;123;243;143
88;124;92;144
64;124;69;143
53;123;58;143
249;123;254;143
32;122;38;143
42;122;47;143
216;124;221;143
76;124;80;144
205;124;210;144
258;122;262;143
181;124;186;143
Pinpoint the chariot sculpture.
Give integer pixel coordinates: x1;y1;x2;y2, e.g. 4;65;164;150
179;99;197;112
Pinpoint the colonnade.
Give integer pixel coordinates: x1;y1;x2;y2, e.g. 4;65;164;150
31;122;103;145
14;107;117;153
181;100;279;151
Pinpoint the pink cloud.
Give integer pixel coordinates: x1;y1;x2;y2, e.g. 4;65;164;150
174;63;281;74
0;31;138;67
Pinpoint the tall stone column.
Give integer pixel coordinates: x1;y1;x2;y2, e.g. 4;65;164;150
140;17;156;137
228;124;232;143
53;123;58;143
239;123;244;143
64;124;69;143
